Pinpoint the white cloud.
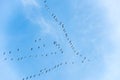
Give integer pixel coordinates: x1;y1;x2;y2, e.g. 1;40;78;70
37;17;58;37
103;52;120;80
21;0;59;38
21;0;39;7
99;0;120;80
0;62;21;80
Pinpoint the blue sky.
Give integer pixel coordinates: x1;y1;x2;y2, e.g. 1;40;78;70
0;0;120;80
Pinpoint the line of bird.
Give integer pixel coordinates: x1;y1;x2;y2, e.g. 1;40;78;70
22;61;75;80
53;41;64;54
1;40;65;62
3;51;60;62
53;41;89;63
2;38;42;56
42;0;90;62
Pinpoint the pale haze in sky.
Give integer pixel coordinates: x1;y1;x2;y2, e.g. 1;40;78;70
0;0;120;80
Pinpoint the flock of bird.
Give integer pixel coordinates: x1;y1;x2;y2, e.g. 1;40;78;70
22;61;75;80
0;0;90;80
43;0;90;62
1;39;63;62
